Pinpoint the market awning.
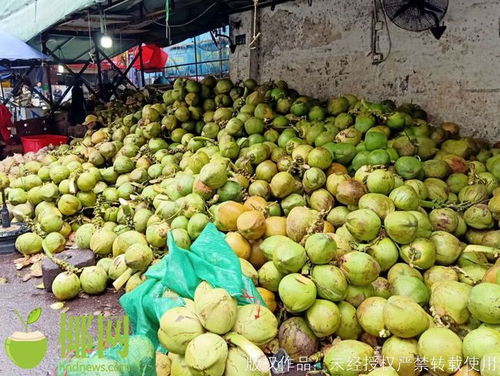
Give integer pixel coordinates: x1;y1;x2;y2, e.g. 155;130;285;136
0;31;48;65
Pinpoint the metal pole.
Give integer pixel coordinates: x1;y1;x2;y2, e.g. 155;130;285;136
93;36;104;98
219;42;223;77
138;43;145;88
193;36;199;80
42;37;54;107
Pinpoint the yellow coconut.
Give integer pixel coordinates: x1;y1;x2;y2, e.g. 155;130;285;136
237;210;266;240
225;232;251;259
264;216;287;237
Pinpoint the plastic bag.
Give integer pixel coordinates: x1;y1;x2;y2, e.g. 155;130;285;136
120;223;263;350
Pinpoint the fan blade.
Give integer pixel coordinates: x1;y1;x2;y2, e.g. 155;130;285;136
422;1;446;14
430;25;447;39
391;2;413;20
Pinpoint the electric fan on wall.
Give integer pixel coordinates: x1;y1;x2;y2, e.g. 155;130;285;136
383;0;449;39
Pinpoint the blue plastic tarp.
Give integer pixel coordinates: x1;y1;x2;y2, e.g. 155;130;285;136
0;31;48;62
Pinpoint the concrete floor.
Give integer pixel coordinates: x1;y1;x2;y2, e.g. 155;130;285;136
0;253;124;376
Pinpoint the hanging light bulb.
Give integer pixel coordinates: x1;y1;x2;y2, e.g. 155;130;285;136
100;34;113;48
99;5;112;49
57;65;64;73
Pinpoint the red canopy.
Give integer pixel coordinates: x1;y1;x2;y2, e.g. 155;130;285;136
131;44;168;72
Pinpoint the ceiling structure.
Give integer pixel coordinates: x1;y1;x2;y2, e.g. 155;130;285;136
0;0;295;63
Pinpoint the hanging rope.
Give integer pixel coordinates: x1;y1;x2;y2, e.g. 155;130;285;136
88;9;95;64
249;0;261;49
165;0;171;43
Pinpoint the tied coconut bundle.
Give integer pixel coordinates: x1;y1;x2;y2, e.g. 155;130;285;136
1;76;500;375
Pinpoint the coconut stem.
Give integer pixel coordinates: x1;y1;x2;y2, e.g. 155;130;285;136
14;310;28;332
113;267;134;291
225;332;271;373
44;249;82;275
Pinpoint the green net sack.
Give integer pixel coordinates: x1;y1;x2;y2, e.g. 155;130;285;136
119;223;263;350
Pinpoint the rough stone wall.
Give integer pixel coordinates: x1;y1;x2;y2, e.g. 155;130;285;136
229;0;500;139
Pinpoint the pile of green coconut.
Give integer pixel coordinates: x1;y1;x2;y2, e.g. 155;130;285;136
1;76;499;376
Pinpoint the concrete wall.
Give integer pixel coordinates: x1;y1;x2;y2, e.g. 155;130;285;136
229;0;500;139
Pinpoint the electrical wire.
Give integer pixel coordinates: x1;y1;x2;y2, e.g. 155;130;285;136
153;1;219;28
379;0;392;63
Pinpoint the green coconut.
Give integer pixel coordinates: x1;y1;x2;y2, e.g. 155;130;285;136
366;367;399;376
345;284;375;307
52;272;81;300
391;276;429;305
345;209;381;241
324;340;374;376
75;223;96;249
430;231;463;265
199;161;228;189
79;266;108;295
286;206;323;243
270;171;296;198
305;299;341;338
340;251;381;286
272;240;307;274
384;211;418;244
158;306;205;355
239;259;258;285
112;230;148;257
424;266;459;288
381;337;419;376
358;193;395;220
108;255;128;280
42;232;66;254
480;352;500;376
356;297;388;337
417;328;463;374
257;262;284;292
367;238;399;272
311;264;348;302
389;185;420;211
145;222;169;247
185;333;228;376
334;301;363;340
125;243;153;271
387;263;423;283
96;258;113;274
462;327;500;361
133;208;153;233
304;233;337;264
400;237;436;270
89;229;117;256
194;284;237;334
39;213;64;233
468;283;500;324
125;273;144;293
232;303;278;345
278;273;317;313
430;281;471;325
15;232;43;255
383;295;429;338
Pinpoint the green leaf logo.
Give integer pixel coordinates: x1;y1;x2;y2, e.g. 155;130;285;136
27;308;42;325
5;307;47;369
